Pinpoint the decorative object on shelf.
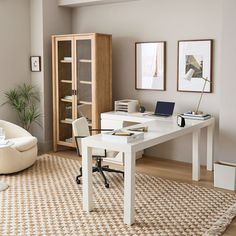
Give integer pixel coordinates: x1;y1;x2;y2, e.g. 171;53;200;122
114;99;139;113
177;39;213;92
135;41;166;91
184;68;212;115
63;57;72;62
177;115;185;127
1;83;40;131
30;56;41;72
139;105;146;113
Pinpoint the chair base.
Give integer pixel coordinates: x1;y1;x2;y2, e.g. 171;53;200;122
76;158;124;188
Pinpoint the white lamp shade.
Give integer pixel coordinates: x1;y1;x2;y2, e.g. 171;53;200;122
184;69;195;81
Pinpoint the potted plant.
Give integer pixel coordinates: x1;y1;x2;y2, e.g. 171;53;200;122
2;83;40;131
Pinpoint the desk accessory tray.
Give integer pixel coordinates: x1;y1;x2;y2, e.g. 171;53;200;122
114;99;139;113
102;129;144;143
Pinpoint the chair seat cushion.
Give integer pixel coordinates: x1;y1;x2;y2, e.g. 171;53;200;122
9;137;37;152
92;148;118;158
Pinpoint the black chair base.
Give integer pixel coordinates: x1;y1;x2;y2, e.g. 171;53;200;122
76;158;124;188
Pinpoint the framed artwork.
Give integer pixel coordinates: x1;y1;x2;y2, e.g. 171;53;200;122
30;56;41;72
177;39;213;93
135;41;166;91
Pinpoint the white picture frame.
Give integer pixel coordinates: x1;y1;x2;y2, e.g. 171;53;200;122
135;41;166;91
30;56;41;72
177;40;213;93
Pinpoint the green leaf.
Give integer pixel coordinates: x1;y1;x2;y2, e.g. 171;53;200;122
1;83;41;131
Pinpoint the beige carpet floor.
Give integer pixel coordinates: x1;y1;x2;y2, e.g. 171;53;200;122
0;154;236;236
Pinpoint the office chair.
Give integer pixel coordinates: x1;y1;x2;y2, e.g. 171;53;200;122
72;117;124;188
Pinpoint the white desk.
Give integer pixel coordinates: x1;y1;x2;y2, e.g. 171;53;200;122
82;115;215;225
101;112;169;164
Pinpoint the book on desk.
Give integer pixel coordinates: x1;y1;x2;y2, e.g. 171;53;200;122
181;112;211;120
102;129;144;143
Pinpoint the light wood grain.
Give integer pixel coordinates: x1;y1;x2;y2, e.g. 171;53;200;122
52;33;112;150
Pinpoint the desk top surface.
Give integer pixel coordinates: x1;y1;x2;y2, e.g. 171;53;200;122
84;114;215;152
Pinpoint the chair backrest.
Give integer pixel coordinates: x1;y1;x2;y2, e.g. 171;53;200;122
72;117;90;154
0;120;31;139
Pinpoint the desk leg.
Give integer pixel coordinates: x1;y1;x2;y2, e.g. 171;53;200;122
207;123;214;171
124;151;136;225
192;130;200;181
82;145;94;212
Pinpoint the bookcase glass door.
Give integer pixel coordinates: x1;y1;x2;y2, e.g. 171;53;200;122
75;38;92;127
57;39;74;144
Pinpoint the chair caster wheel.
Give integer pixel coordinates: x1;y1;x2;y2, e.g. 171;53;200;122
105;183;109;188
76;177;81;184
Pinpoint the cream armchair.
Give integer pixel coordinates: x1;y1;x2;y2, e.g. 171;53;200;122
0;120;38;174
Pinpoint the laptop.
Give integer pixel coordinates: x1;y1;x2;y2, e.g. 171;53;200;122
154;101;175;117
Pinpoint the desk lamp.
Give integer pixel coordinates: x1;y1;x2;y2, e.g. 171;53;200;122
184;68;211;115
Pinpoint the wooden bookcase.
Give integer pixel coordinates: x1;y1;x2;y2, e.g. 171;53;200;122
52;33;112;151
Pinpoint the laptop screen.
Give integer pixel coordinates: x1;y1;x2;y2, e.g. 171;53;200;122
155;101;175;116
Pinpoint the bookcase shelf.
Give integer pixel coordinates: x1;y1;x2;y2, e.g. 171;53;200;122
60;119;73;124
80;81;92;85
79;59;92;63
52;33;112;151
61;80;72;84
61;98;73;103
60;60;72;63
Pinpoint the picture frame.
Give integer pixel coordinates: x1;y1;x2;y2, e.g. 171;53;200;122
135;41;166;91
177;39;213;93
30;56;41;72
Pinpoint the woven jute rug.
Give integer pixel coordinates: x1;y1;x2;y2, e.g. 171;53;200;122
0;155;236;236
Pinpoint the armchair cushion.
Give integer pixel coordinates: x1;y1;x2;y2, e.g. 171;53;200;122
10;137;37;152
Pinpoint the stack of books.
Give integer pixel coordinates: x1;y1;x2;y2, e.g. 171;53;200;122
102;129;144;143
181;112;211;120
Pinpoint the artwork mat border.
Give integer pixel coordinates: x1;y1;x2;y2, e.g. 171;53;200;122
177;39;213;93
135;41;166;91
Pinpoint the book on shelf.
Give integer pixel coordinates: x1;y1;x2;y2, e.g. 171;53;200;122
63;95;72;100
63;57;72;61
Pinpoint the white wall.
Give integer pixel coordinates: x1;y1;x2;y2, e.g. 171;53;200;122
0;0;31;123
219;0;236;162
72;0;222;164
30;0;44;142
30;0;72;152
42;0;72;151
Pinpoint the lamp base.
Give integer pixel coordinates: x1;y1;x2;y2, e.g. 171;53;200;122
191;111;203;115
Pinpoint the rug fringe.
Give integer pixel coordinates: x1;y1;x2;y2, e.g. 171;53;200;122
203;202;236;236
